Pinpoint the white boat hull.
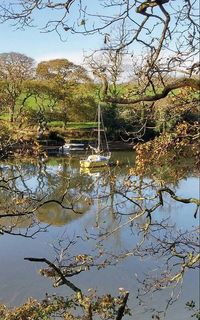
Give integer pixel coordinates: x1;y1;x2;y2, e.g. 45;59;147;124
80;154;110;168
59;143;85;154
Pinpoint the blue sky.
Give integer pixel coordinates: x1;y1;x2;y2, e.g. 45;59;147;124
0;0;109;65
0;20;102;64
1;0;195;68
0;0;170;66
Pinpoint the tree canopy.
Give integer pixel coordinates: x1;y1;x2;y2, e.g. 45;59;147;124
36;58;91;84
0;0;199;104
0;52;36;121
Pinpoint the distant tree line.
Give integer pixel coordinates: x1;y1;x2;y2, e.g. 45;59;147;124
0;52;199;142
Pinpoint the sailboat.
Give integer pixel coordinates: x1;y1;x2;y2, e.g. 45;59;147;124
80;104;111;168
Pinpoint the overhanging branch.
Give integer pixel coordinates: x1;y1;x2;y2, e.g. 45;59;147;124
104;78;200;105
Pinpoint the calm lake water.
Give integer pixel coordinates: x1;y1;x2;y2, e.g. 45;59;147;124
0;151;199;319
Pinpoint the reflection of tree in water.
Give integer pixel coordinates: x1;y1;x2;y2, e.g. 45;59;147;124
0;152;199;318
0;158;92;235
73;155;199;315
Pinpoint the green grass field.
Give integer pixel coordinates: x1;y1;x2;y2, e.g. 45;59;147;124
47;121;97;129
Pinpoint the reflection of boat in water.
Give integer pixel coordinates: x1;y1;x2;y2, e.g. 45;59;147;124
80;166;108;177
59;143;85;155
80;104;111;168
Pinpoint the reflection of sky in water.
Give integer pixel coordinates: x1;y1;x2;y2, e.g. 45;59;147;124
0;153;199;319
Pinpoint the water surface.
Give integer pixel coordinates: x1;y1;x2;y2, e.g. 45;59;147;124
0;151;199;319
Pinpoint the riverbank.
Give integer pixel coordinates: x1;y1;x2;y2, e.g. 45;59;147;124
0;123;135;159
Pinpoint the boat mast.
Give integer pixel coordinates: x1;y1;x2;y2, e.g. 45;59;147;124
97;103;101;153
